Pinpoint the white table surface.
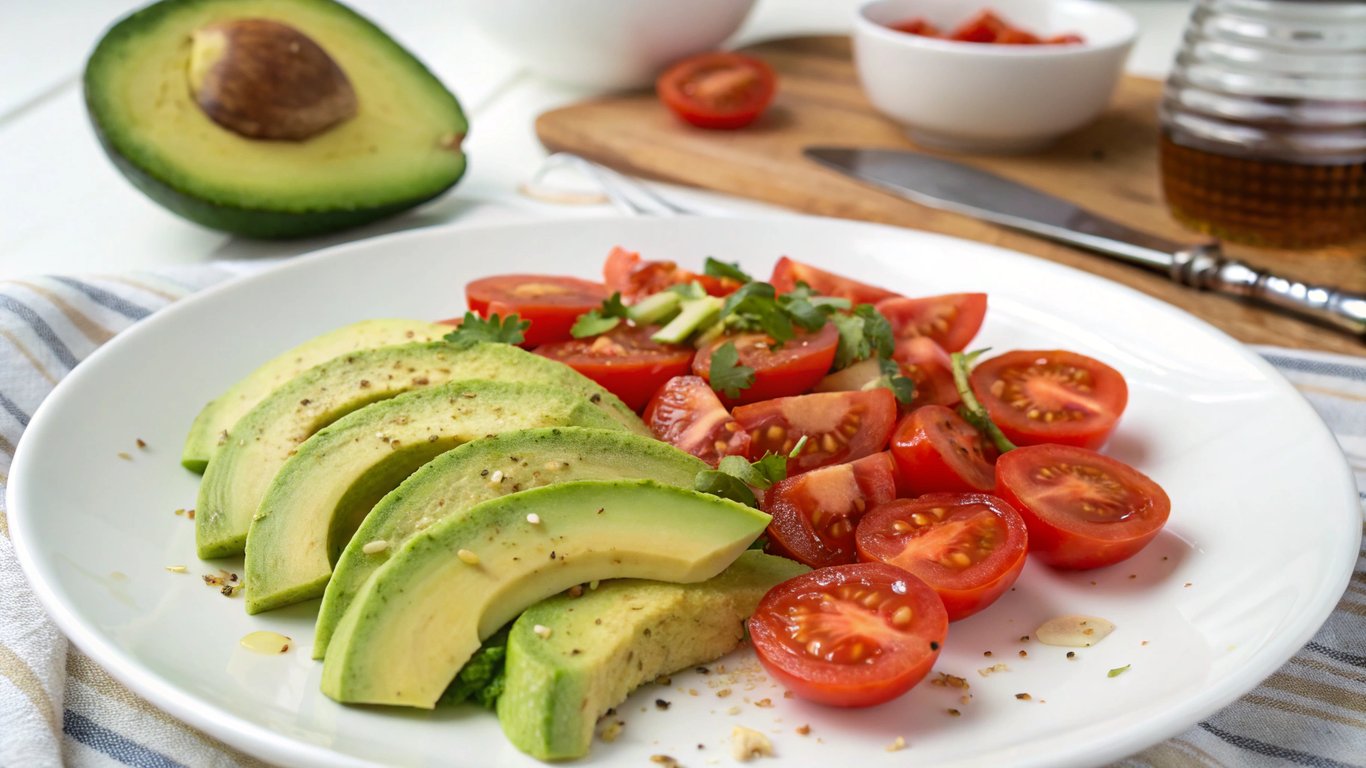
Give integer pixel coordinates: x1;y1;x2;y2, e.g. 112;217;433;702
0;1;1193;278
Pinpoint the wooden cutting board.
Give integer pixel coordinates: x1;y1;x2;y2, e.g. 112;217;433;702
536;36;1366;355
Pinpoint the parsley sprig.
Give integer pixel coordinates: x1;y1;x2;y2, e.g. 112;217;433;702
951;349;1017;453
569;292;632;338
443;312;529;348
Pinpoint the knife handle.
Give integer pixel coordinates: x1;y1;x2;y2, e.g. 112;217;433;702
1170;245;1366;336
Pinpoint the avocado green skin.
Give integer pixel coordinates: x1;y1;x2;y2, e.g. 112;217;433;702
498;551;807;760
320;479;771;707
83;0;467;239
245;389;630;615
312;427;709;657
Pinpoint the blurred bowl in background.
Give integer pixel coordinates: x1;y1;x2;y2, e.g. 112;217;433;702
854;0;1137;153
459;0;758;90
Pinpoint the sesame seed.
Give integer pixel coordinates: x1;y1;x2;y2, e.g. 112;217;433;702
886;736;906;752
362;540;389;555
526;513;541;525
533;624;552;638
457;549;480;565
490;470;504;483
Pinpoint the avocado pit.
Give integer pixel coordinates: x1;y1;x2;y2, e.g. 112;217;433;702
188;18;357;141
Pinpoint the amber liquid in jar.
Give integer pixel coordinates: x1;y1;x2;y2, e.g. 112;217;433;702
1160;130;1366;249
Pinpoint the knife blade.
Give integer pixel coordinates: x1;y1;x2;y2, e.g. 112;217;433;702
805;146;1366;338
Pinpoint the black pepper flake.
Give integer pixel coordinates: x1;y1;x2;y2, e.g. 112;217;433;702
1066;651;1076;659
655;699;671;710
930;641;940;651
696;666;710;674
1018;650;1028;658
947;708;961;717
480;469;489;477
549;550;556;560
983;651;993;657
1015;693;1031;701
1019;635;1029;642
300;398;311;406
590;393;602;404
135;438;147;449
359;379;371;388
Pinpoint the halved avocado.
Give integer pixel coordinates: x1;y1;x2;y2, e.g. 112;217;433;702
320;479;770;707
84;0;467;238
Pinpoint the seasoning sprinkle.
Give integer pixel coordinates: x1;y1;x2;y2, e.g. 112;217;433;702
490;470;504;484
165;565;187;573
457;548;481;565
526;513;542;525
886;736;906;752
362;540;389;555
533;624;552;639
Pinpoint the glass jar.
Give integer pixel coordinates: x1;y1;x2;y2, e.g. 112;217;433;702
1159;0;1366;248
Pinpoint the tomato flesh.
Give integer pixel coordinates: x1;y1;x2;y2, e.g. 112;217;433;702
644;375;749;465
856;493;1028;620
534;324;693;411
875;293;987;353
969;349;1128;450
763;452;897;568
657;52;777;130
891;336;960;410
735;388;897;474
769;257;902;305
890;404;996;496
603;246;739;300
748;562;948;707
693;324;839;406
464;274;609;348
995;444;1170;569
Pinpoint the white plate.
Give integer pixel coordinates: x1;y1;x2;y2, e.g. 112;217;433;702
9;215;1360;768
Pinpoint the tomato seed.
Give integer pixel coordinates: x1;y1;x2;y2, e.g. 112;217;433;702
891;606;913;627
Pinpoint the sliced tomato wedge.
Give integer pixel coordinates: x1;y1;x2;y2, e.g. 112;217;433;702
603;246;739;300
693;324;839;405
656;52;777;130
875;293;987;353
748;562;948;707
464;274;609;348
890;404;996;496
643;375;750;466
969;349;1128;450
769;257;903;305
763;452;897;568
735;388;897;474
856;493;1028;621
534;324;693;411
891;336;960;410
995;444;1170;569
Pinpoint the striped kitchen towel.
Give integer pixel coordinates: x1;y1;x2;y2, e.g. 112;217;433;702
0;268;1362;768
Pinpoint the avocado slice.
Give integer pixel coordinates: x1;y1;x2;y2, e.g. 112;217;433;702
313;427;709;657
84;0;467;238
245;385;631;614
320;479;770;707
196;341;644;559
499;551;807;760
182;319;450;473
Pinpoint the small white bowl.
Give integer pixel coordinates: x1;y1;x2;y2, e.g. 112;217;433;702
853;0;1137;152
458;0;758;90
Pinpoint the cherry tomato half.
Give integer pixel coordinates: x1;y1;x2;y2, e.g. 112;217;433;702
644;375;750;466
892;336;960;410
736;388;897;474
969;349;1128;450
534;324;693;411
856;493;1028;621
994;444;1170;569
763;452;898;568
891;404;996;496
603;246;739;300
748;562;948;707
769;257;902;305
657;52;777;130
875;293;987;353
465;274;609;348
693;324;839;406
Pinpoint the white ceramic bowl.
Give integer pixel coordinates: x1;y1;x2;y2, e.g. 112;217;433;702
458;0;758;90
853;0;1137;152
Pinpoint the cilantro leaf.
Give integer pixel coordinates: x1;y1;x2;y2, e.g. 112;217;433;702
694;440;806;509
703;257;753;284
693;470;758;508
877;356;917;406
777;293;830;332
707;341;755;399
829;303;897;370
720;282;795;344
951;349;1017;453
443;312;529;348
569;311;620;338
599;292;632;319
855;304;895;359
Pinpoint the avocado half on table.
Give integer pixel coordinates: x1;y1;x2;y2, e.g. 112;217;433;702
84;0;468;238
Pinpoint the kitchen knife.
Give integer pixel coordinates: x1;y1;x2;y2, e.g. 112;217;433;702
805;146;1366;338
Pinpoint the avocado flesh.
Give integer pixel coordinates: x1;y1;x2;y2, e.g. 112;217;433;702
499;551;807;760
313;427;709;657
196;340;644;559
320;480;770;707
245;385;628;614
182;319;450;473
84;0;467;238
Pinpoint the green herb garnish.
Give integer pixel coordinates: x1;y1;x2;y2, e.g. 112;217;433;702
569;292;632;338
951;349;1017;453
438;625;510;709
707;341;755;399
878;356;917;406
443;312;529;348
694;437;808;508
703;257;754;284
1107;664;1131;678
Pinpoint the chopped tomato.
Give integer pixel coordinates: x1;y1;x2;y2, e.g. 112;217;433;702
875;293;987;353
693;324;839;405
969;349;1128;450
890;405;996;496
769;257;902;305
603;246;739;300
763;452;897;568
890;18;941;36
891;337;959;410
657;52;777;130
856;493;1028;620
644;375;749;466
995;444;1170;569
534;324;693;411
464;274;608;347
736;388;897;474
748;562;948;707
